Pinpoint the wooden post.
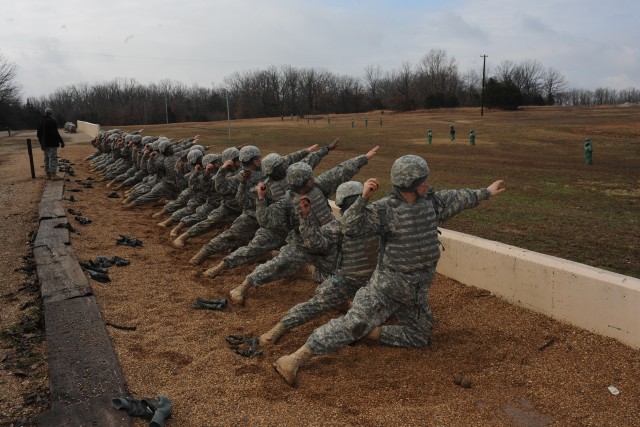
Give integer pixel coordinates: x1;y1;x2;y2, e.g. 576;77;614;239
27;138;36;179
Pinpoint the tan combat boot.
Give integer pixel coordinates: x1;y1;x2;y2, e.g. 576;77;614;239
169;222;186;237
172;231;190;248
157;217;174;228
122;201;138;210
366;326;382;341
203;261;227;278
189;248;209;265
273;344;314;386
50;174;63;181
152;208;167;219
229;280;250;305
259;322;287;346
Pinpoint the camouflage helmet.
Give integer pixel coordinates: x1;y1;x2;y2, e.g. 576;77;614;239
158;139;172;154
124;134;134;143
186;149;203;165
190;144;205;153
286;162;313;189
390;155;430;190
131;135;143;144
239;145;260;163
261;153;284;176
221;147;240;162
150;141;160;151
335;181;363;208
202;153;222;167
141;136;155;145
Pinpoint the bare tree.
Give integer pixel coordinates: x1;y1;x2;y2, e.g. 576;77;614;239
364;64;383;109
0;53;22;128
541;67;567;105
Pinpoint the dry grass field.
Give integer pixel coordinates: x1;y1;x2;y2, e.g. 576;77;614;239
1;106;638;425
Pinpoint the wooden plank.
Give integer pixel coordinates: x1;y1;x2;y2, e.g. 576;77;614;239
37;396;132;427
41;296;130;417
42;179;65;200
34;217;70;248
39;199;66;219
34;245;92;303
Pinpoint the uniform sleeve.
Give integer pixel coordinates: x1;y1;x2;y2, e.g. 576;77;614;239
283;148;314;167
257;196;289;230
341;196;381;237
434;188;491;223
214;168;241;195
315;154;368;198
299;217;340;254
302;146;329;170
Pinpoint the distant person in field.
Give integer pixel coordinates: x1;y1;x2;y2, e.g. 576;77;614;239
449;125;456;142
37;108;65;180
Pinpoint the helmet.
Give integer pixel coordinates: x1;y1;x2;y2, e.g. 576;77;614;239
124;134;134;143
239;145;260;163
190;145;205;153
44;107;53;116
141;136;155;145
261;153;284;176
335;181;363;208
390;155;430;190
202;153;222;166
131;135;143;144
221;147;240;162
158;140;172;154
286;162;313;189
187;149;203;165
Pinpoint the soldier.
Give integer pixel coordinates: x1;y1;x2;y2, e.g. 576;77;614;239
273;154;506;386
202;140;337;279
259;181;379;347
37;107;65;180
227;145;379;305
188;145;265;265
172;146;243;248
168;153;224;237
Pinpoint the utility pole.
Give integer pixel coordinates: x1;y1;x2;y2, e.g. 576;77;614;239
480;54;488;116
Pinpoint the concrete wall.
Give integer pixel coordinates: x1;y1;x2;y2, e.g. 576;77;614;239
77;121;100;138
436;228;640;350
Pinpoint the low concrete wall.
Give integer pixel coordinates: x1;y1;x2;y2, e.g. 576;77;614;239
436;228;640;350
77;121;100;138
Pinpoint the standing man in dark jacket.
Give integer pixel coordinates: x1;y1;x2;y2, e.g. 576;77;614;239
37;108;65;180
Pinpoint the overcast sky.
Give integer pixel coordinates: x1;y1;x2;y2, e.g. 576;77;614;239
2;0;639;99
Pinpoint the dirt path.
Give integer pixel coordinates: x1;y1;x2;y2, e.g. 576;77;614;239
1;129;639;426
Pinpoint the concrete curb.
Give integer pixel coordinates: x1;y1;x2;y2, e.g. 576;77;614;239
34;178;131;426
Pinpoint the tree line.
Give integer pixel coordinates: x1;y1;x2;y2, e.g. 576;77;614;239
1;49;639;130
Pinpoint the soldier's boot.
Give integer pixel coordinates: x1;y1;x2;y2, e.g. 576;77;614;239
169;222;186;237
203;261;227;278
152;208;167;219
273;344;314;387
172;231;191;248
113;183;124;191
365;326;382;341
157;217;174;228
50;174;63;181
259;322;287;346
189;248;209;265
229;280;250;305
123;201;138;210
106;179;115;188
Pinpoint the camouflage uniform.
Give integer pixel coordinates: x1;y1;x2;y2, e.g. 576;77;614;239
245;154;370;289
185;160;242;237
279;201;380;331
306;167;492;353
221;147;328;268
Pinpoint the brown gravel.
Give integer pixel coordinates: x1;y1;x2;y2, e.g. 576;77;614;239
2;131;640;426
